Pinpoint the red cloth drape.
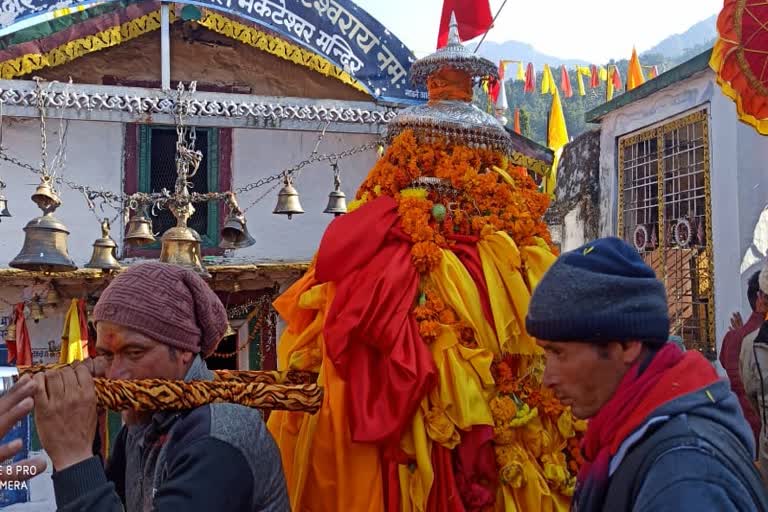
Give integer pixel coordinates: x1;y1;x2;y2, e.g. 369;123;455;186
317;196;437;445
560;66;573;98
590;65;600;88
7;303;32;366
524;63;536;93
429;444;466;512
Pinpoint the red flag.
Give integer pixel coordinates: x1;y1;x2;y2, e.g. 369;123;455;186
437;0;494;48
560;65;573;98
648;65;658;79
7;303;32;366
524;63;536;93
489;60;505;102
590;64;599;88
513;108;521;134
612;67;623;90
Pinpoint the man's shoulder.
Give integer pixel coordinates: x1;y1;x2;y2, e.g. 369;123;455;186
170;403;269;449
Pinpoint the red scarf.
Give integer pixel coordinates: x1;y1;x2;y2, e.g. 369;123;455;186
575;343;718;509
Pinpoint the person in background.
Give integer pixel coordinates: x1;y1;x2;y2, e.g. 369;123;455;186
527;237;768;511
31;261;289;511
721;270;765;444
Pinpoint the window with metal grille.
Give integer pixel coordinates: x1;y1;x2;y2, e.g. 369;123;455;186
618;110;714;356
137;125;220;247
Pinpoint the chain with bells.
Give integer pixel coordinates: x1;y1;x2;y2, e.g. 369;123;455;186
274;163;349;219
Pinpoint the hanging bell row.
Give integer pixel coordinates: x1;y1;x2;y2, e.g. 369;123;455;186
273;170;348;219
125;206;156;247
220;194;256;250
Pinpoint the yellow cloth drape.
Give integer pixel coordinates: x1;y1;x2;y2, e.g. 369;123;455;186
267;274;384;512
59;299;87;364
516;61;526;81
541;65;556;95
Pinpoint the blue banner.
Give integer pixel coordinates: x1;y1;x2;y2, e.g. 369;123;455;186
0;414;31;507
0;0;428;105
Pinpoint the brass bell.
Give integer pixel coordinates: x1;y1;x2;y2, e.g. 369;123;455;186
159;225;210;278
85;219;122;271
125;208;156;247
0;193;11;219
44;286;60;308
220;195;255;250
10;179;76;272
29;298;44;324
31;177;61;213
273;175;304;220
323;170;347;217
5;321;15;342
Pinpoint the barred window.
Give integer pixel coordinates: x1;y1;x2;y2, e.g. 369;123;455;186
618;110;713;356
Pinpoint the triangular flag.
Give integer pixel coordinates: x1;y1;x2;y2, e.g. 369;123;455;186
60;299;87;363
546;88;569;197
560;65;573;98
647;65;658;79
606;71;615;101
541;64;552;94
516;61;525;80
524;62;536;93
576;67;586;97
626;47;645;91
590;64;600;88
437;0;494;48
514;108;521;134
612;67;623;90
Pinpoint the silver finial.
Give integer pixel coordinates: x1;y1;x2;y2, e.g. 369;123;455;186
447;12;460;46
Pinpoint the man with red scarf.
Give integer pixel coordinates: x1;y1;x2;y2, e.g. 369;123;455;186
526;238;768;511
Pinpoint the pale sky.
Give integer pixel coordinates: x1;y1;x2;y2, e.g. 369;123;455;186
353;0;722;62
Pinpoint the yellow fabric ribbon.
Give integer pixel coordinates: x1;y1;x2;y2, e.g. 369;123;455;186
59;299;87;364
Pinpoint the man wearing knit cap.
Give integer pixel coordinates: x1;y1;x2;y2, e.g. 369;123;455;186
31;262;289;511
526;237;768;511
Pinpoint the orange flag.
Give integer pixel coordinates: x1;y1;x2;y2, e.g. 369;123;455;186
514;108;521;134
647;65;659;79
627;47;645;91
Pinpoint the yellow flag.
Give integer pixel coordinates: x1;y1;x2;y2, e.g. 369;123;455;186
545;89;568;197
627;47;646;91
541;64;551;94
606;73;615;101
516;61;525;80
576;67;586;96
59;298;87;363
599;66;608;81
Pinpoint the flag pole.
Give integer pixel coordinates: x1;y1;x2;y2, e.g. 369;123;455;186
473;0;509;54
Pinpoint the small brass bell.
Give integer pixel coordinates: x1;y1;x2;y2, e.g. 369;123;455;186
29;299;44;324
5;321;15;342
85;219;122;271
10;177;76;272
125;207;156;247
45;286;60;308
323;168;347;217
159;225;210;278
0;194;11;218
220;195;255;250
31;177;61;213
273;175;304;220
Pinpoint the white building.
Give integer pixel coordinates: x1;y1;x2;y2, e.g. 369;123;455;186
584;48;768;359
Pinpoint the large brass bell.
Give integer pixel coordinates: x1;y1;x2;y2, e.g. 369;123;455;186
160;225;210;278
125;207;156;247
273;175;304;220
323;167;347;217
85;219;122;271
220;195;255;250
10;178;76;272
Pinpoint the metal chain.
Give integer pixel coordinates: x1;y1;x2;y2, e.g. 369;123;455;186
242;181;281;214
234;140;378;195
34;78;49;180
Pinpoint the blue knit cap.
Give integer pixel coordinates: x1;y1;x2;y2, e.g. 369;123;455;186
525;237;670;343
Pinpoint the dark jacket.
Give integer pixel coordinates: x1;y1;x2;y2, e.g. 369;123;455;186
599;380;768;511
51;357;290;511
